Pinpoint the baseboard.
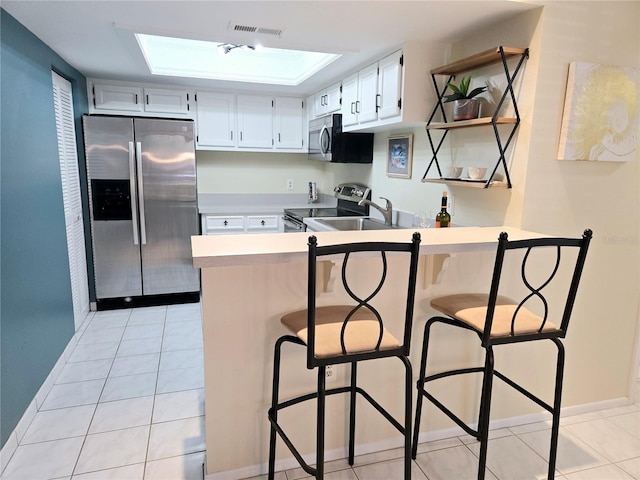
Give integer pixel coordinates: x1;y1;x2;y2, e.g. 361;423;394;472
204;396;632;480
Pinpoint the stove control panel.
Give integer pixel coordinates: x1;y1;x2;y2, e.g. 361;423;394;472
333;183;371;204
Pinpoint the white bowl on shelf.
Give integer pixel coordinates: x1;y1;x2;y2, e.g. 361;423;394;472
445;166;463;178
467;167;487;180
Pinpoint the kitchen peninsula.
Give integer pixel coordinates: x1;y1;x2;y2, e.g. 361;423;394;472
192;226;549;478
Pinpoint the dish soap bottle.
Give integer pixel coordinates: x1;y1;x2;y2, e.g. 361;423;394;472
435;191;450;228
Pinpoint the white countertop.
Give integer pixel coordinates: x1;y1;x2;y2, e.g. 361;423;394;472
198;192;336;214
191;226;549;268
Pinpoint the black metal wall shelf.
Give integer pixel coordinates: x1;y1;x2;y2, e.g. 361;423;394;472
421;46;529;189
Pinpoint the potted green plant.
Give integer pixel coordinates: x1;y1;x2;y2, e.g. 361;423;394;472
443;76;487;121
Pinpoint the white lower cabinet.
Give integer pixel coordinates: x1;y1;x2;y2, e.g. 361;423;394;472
202;214;282;235
202;216;245;235
246;215;281;233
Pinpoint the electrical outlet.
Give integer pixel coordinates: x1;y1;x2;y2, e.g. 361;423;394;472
325;365;335;381
286;179;294;191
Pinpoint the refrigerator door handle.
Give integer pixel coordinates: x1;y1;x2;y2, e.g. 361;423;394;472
128;142;140;246
135;141;147;245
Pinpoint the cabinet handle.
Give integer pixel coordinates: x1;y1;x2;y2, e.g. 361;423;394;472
240;132;243;141
134;94;138;105
146;95;149;105
261;220;266;226
231;131;233;141
375;94;381;112
278;133;281;142
223;220;228;226
356;101;361;113
351;102;356;114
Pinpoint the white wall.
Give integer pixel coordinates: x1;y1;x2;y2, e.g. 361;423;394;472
196;150;373;198
522;1;640;404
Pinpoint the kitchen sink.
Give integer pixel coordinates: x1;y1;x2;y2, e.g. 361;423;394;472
315;218;399;231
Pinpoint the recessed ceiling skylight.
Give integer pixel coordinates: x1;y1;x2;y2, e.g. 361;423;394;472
135;34;340;86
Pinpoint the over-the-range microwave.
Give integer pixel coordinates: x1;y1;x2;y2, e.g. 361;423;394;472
308;114;374;163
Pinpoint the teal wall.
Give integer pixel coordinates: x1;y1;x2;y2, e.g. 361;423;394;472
0;9;88;447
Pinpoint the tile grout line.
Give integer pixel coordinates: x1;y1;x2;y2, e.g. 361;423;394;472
70;308;132;478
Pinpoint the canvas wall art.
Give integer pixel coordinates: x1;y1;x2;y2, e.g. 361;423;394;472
557;62;638;162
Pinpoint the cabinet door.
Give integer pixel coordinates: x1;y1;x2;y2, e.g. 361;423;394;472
273;97;304;150
237;95;273;148
314;91;327;117
325;81;342;114
377;51;403;119
93;84;143;112
341;73;359;127
196;92;236;147
357;63;379;123
144;88;190;114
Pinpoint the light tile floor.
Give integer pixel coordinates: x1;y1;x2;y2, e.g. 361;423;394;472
1;304;639;480
1;303;206;480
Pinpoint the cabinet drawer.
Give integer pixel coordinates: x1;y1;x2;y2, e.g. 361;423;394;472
204;215;245;234
246;215;280;232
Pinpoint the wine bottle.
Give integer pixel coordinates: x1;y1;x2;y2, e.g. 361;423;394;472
435;191;451;228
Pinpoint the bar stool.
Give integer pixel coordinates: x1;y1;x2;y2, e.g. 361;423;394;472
268;233;421;479
412;229;592;480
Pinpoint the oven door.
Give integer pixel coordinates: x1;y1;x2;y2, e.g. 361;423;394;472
282;214;306;233
308;116;332;162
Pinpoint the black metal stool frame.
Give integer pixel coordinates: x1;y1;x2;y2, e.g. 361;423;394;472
268;233;421;479
412;230;592;480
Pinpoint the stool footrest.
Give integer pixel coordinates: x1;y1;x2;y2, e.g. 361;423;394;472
269;384;407;473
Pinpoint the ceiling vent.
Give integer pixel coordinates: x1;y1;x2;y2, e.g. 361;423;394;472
228;22;285;37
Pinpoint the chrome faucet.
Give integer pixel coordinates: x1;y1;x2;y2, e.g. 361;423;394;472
359;196;393;226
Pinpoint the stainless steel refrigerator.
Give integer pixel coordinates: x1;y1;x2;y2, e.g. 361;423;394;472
83;115;199;308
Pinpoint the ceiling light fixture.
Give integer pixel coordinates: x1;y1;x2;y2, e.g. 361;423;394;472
217;43;257;55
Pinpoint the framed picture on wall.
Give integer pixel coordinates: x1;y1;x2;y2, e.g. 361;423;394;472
557;62;639;161
386;134;413;178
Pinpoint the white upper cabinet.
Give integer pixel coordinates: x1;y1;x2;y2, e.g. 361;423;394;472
90;81;193;117
356;62;379;123
143;88;190;114
313;81;341;117
340;62;379;126
273;97;305;150
92;84;143;112
340;43;431;132
377;50;403;120
237;95;274;149
341;51;403;129
195;91;235;148
341;72;359;127
194;92;306;152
